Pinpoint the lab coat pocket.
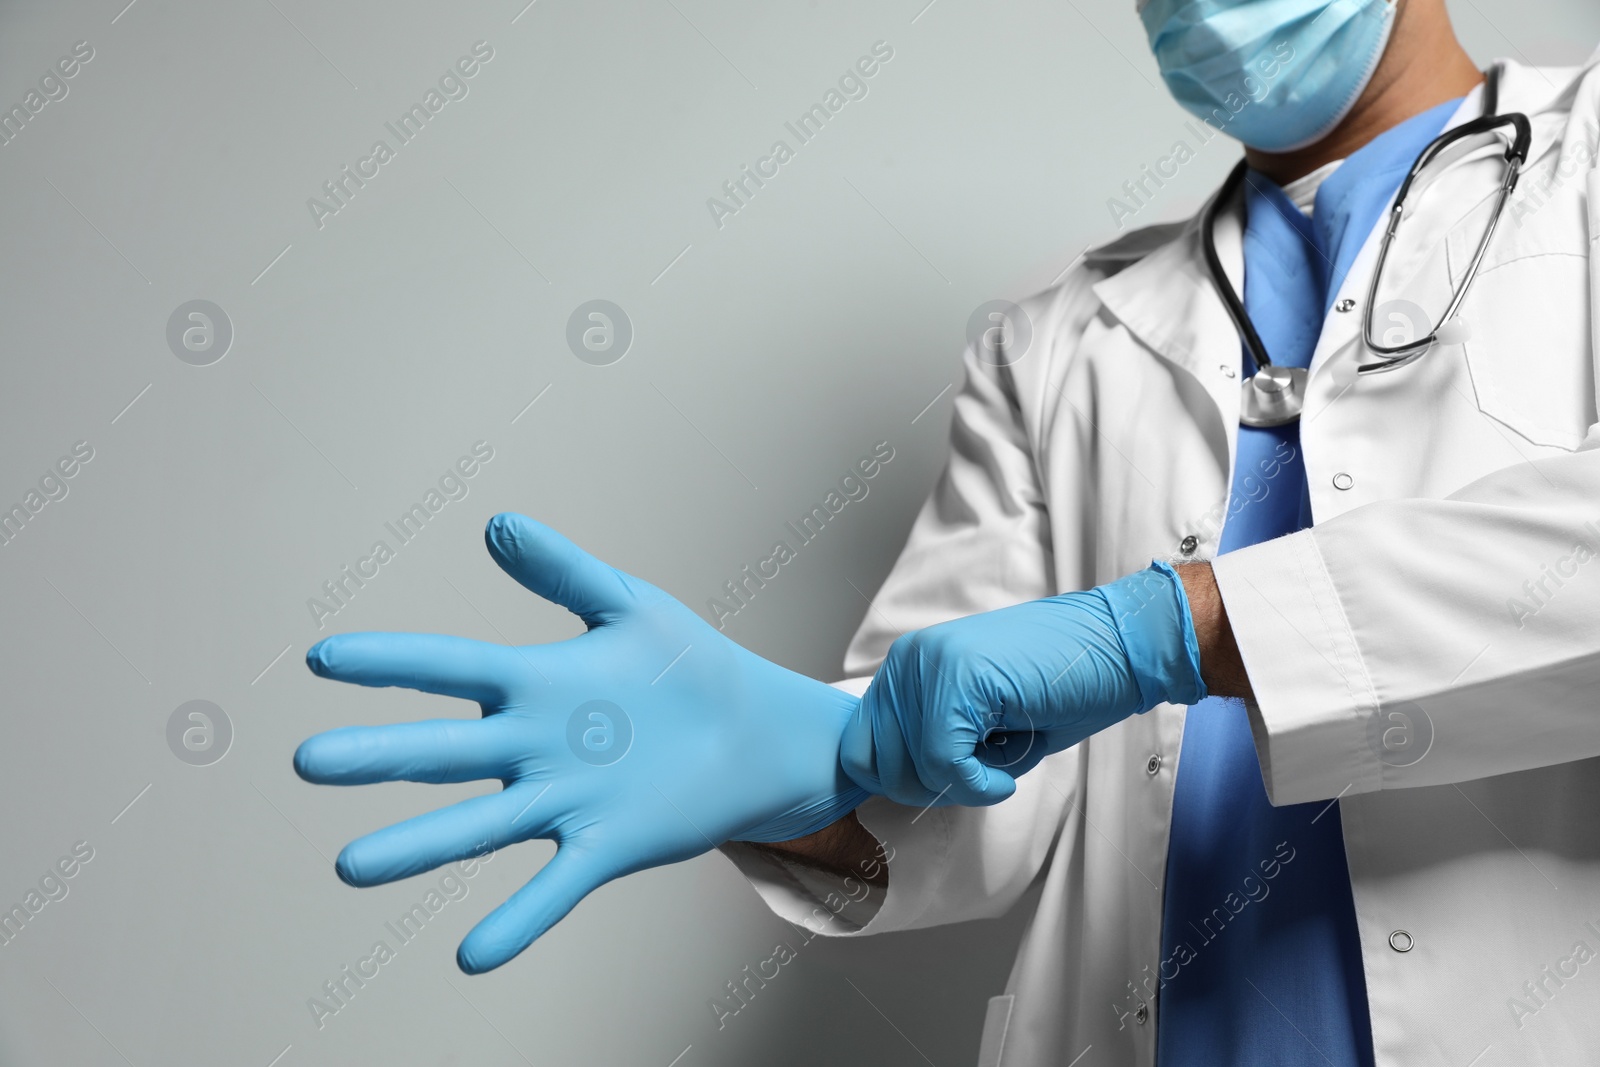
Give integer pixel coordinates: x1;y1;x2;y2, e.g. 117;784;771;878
1452;243;1594;450
975;994;1014;1067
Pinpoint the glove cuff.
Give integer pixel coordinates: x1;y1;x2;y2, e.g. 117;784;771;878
732;786;872;844
1099;560;1207;710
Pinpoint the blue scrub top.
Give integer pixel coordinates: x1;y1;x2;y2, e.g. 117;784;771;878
1155;97;1461;1067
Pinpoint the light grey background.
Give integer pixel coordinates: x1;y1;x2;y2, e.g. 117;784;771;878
1;1;1595;1065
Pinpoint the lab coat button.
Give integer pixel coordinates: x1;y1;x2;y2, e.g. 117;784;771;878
1220;364;1236;378
1336;298;1358;313
1179;535;1198;555
1135;1004;1149;1024
1146;754;1162;775
1332;472;1355;491
1389;930;1414;953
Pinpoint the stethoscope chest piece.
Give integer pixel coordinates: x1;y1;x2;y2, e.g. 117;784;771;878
1240;365;1307;428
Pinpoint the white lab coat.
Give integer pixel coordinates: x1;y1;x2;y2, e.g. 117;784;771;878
725;55;1600;1066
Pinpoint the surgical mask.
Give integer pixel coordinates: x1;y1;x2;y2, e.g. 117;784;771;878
1138;0;1397;152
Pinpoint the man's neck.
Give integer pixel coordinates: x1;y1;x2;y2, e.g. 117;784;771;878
1245;0;1484;184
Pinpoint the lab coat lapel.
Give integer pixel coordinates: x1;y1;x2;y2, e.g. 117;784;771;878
1092;182;1246;469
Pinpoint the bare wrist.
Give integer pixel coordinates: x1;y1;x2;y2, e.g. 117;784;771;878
1175;562;1253;700
751;810;888;888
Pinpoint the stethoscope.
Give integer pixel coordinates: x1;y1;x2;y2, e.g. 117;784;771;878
1201;64;1532;428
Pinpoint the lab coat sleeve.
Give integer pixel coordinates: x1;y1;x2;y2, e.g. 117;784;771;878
1215;441;1600;807
722;749;1077;936
723;315;1080;935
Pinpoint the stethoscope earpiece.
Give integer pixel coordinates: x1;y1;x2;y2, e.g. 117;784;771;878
1433;318;1472;346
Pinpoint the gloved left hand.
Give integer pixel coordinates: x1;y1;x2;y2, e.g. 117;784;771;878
295;513;867;974
841;561;1207;808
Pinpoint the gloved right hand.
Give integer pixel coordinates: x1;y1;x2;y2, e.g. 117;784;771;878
840;562;1207;808
295;514;867;974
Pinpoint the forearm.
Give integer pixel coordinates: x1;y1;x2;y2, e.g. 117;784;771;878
750;809;888;888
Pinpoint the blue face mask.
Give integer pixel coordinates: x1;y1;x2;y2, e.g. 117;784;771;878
1139;0;1397;152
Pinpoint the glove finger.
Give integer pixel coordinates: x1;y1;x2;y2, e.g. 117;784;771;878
334;781;554;888
942;752;1019;806
456;842;612;974
974;729;1051;780
922;713;1018;806
874;711;950;807
485;513;642;628
839;700;884;794
306;633;531;705
845;695;950;807
295;717;519;786
849;670;948;806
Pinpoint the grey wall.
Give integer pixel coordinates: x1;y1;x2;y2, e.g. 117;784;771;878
1;1;1595;1065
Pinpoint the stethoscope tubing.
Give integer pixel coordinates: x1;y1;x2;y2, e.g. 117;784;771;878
1199;64;1529;392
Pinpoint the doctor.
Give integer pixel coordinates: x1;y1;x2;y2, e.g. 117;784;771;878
294;0;1600;1064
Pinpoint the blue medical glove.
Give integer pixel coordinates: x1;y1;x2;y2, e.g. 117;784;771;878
295;513;867;974
841;561;1206;808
